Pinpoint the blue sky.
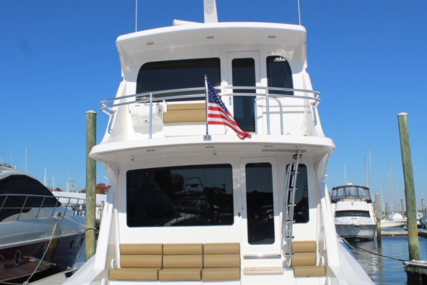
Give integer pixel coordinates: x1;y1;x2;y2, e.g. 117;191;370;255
1;1;426;211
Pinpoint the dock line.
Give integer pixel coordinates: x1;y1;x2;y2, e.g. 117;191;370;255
342;239;406;269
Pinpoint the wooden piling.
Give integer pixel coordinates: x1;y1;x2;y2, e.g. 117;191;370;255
398;112;419;260
375;193;382;243
86;111;97;261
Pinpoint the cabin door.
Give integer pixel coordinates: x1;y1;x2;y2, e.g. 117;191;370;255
226;51;260;133
239;157;281;257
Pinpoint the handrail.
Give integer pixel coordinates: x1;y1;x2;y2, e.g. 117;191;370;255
0;194;87;221
100;86;321;116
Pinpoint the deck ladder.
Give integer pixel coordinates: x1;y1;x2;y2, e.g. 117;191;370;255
282;151;301;268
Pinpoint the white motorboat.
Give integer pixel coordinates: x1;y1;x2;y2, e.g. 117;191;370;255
331;184;377;240
64;1;373;284
381;212;405;228
0;166;86;284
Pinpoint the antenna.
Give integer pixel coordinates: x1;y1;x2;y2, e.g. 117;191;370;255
135;0;138;32
297;0;301;25
25;145;28;173
204;0;218;23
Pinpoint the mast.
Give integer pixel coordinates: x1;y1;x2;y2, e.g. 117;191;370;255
25;145;28;173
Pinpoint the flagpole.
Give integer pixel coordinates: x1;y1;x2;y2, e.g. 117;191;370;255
204;75;209;136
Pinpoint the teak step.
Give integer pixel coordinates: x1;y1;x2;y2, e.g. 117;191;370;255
243;267;284;274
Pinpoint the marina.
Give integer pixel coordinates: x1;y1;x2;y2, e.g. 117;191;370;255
2;1;427;285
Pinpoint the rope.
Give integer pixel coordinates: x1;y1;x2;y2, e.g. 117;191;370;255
22;216;61;285
342;238;406;269
63;215;99;233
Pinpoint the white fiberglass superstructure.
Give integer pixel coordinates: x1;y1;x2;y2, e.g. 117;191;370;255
65;2;373;285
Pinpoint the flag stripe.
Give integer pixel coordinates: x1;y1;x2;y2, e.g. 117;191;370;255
206;77;252;139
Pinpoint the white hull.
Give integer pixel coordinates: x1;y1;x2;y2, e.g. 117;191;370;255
380;219;405;228
336;224;377;240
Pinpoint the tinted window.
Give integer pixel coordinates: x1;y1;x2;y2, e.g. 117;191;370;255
287;165;309;223
127;164;233;227
266;56;293;95
245;163;274;245
137;58;221;100
336;211;370;218
232;58;256;132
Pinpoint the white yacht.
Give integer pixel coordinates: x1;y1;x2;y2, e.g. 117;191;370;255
331;184;377;240
0;166;86;284
381;212;405;228
65;1;373;284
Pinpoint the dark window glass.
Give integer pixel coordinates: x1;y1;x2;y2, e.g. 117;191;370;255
136;58;221;101
0;175;59;222
126;164;233;227
335;211;370;218
266;56;293;95
232;58;255;132
287;165;309;223
245;163;274;245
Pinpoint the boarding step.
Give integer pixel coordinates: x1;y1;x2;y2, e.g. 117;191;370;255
243;266;284;274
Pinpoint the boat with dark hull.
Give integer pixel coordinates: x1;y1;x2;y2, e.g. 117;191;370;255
0;166;86;284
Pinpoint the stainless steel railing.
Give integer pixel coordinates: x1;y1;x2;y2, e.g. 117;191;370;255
100;86;321;137
0;194;86;221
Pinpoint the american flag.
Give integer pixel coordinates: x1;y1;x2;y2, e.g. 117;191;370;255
206;78;252;139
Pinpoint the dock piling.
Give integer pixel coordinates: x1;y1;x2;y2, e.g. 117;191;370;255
397;112;419;260
86;111;97;261
375;193;382;243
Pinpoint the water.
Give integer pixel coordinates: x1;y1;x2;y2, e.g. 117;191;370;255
74;231;427;284
348;228;427;284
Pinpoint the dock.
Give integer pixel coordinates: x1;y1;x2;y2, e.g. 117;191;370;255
380;229;427;237
404;260;427;283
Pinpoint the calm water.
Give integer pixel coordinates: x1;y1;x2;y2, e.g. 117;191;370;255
348;228;427;285
74;230;427;284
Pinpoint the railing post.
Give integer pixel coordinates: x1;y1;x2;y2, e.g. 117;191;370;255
149;92;153;139
17;196;29;221
266;88;271;135
254;100;258;135
36;197;46;218
0;195;8;213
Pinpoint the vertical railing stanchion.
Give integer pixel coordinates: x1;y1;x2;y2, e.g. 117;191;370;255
0;195;9;213
36;197;46;218
266;88;271;135
51;198;59;217
149;92;153;139
254;100;258;135
17;196;29;221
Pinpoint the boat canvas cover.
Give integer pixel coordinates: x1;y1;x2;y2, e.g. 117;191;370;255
0;175;59;221
336;201;370;212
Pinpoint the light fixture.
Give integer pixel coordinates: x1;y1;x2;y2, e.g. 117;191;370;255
147;42;154;45
147;149;156;152
264;145;273;148
206;36;214;39
268;35;276;39
205;146;214;149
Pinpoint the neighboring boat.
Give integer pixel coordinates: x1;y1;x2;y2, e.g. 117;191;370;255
52;191;106;225
381;212;405;228
64;1;373;284
331;184;377;240
0;166;86;284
